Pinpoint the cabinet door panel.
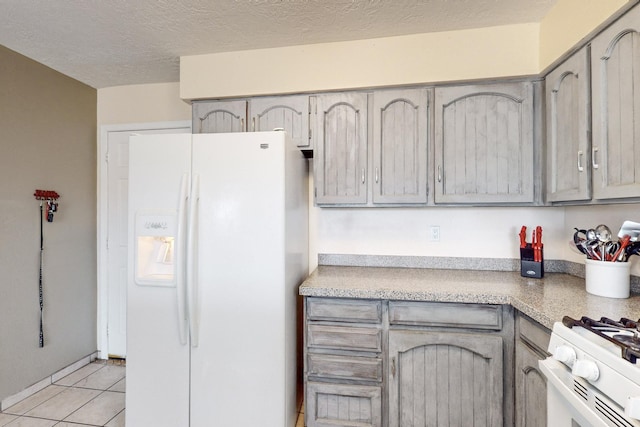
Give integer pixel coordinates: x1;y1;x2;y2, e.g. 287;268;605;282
389;330;503;427
192;100;247;133
372;88;428;204
435;82;534;204
314;93;368;205
250;95;310;148
591;5;640;199
546;47;591;202
515;342;547;427
515;314;549;427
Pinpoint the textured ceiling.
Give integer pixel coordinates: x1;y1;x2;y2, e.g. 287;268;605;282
0;0;557;89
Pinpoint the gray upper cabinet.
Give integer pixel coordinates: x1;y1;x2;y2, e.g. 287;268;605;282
192;96;312;148
591;5;640;200
434;82;535;204
372;88;429;204
249;95;312;149
314;92;369;205
546;47;592;203
192;100;247;133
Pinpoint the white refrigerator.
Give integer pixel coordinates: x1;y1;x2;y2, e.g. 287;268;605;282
126;131;308;427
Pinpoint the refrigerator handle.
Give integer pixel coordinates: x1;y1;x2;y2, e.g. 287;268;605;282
176;173;190;346
186;174;201;348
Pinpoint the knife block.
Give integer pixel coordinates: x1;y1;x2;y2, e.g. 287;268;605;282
520;246;544;279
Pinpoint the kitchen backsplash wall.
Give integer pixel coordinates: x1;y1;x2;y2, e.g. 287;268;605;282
307;172;566;272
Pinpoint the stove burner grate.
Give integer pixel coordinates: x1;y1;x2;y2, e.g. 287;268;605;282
562;316;640;363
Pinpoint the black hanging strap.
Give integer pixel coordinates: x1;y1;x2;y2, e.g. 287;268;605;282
38;201;44;348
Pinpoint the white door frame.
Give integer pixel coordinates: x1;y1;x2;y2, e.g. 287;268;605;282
97;120;191;359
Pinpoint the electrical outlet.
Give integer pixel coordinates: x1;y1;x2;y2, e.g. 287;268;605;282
429;225;440;242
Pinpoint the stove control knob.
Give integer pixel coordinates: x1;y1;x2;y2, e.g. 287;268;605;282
572;360;600;382
625;396;640;420
553;345;576;366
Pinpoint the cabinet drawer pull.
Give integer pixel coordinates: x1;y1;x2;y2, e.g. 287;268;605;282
577;150;584;172
375;167;379;184
361;168;366;184
437;166;442;183
592;147;599;169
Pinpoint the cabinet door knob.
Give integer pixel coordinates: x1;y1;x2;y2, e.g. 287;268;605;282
375;167;379;184
437;166;442;183
361;168;366;184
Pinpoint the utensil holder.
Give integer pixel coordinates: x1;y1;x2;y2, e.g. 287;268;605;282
520;246;544;279
585;259;630;299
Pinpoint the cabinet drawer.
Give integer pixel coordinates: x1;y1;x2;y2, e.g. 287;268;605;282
308;324;382;352
517;314;551;355
389;301;503;330
307;298;382;323
307;382;382;427
308;353;383;382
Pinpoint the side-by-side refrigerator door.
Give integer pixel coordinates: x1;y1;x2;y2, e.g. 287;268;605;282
126;133;192;427
189;132;288;427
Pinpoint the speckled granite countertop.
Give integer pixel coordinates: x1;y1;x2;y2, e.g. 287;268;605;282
299;266;640;330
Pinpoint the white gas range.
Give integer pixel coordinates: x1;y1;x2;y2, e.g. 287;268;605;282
540;316;640;427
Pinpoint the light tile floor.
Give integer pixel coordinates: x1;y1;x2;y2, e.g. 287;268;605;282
0;360;125;427
1;360;305;427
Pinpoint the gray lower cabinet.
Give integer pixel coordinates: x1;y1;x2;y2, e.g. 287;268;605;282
590;3;640;200
514;313;550;427
388;330;503;427
304;298;517;427
434;81;536;205
388;301;512;427
545;46;591;203
305;298;383;427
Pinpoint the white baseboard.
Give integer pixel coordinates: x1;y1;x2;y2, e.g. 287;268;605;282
1;352;98;411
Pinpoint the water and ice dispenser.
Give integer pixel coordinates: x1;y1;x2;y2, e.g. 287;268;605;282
134;212;177;287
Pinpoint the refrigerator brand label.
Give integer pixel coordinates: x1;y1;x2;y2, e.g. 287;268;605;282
145;221;168;230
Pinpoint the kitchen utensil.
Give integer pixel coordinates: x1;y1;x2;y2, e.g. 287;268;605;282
618;220;640;242
586;228;597;240
612;234;631;262
625;241;640;258
585;239;601;261
569;240;586;255
534;226;543;262
519;226;527;248
595;224;612;242
572;228;588;255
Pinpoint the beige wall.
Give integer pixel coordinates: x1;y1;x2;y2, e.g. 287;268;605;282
539;0;629;70
0;45;97;401
180;23;540;100
97;82;191;126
